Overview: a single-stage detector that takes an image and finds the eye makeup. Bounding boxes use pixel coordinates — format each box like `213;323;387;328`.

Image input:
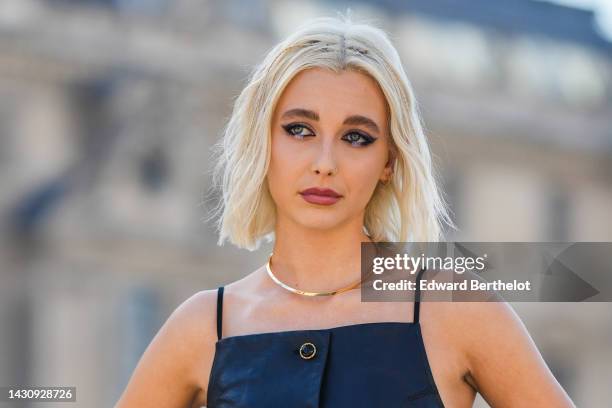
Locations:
281;123;377;147
342;130;377;146
282;123;314;139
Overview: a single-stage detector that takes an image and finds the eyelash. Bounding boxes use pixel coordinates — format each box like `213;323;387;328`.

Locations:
281;123;376;147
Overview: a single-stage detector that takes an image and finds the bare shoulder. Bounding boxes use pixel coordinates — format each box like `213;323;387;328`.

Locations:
114;289;220;408
418;268;534;355
418;268;537;366
418;269;575;407
174;288;220;336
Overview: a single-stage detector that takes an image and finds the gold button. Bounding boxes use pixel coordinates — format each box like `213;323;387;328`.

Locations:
299;342;317;360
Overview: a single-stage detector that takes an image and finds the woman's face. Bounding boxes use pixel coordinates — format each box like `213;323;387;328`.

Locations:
268;67;394;232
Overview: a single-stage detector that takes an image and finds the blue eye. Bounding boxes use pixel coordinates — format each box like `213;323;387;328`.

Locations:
282;124;314;139
343;131;376;147
281;123;377;147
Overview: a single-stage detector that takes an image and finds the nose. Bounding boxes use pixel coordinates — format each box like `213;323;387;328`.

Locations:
311;142;338;176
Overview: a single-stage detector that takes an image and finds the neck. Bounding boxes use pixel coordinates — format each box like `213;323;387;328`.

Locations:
269;216;372;294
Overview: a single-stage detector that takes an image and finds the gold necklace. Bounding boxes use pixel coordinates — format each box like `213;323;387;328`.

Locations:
265;252;369;296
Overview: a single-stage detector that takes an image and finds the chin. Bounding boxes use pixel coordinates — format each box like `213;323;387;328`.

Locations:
294;213;347;231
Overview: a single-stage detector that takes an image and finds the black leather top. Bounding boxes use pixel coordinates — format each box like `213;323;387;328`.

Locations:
206;267;445;407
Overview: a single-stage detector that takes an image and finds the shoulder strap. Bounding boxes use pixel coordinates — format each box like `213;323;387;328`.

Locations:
413;268;427;323
216;286;224;340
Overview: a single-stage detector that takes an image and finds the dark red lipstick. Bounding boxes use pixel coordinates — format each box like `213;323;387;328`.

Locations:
299;187;342;205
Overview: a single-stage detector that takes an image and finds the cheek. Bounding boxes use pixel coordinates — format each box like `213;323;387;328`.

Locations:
344;156;385;200
268;134;302;193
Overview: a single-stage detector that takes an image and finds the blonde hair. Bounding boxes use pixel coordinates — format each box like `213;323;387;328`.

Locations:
207;14;456;250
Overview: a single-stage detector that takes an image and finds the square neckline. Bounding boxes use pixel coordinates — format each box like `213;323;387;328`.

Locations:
206;268;441;408
206;307;443;408
215;320;420;344
206;320;441;408
214;267;428;343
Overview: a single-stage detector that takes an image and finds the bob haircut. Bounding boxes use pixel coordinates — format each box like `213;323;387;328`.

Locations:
208;14;456;251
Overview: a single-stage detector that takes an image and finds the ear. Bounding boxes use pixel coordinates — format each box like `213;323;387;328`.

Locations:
381;145;396;182
386;146;397;167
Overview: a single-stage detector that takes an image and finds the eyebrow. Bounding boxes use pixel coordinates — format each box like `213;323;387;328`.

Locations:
280;108;381;134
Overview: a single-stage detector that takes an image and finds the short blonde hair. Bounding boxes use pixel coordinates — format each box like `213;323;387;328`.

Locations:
207;15;456;250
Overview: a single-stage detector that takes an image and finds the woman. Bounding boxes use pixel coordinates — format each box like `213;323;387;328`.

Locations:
115;16;575;407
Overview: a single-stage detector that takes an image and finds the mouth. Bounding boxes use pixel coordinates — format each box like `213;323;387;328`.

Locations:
299;187;343;206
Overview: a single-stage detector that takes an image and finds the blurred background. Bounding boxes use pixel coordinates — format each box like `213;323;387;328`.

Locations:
0;0;611;407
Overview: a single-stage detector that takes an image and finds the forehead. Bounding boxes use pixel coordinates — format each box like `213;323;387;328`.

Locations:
274;67;388;125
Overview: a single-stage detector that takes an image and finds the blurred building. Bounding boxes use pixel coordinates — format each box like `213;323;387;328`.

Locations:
0;0;610;407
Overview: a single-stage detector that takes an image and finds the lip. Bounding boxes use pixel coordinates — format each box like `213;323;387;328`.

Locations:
299;187;343;206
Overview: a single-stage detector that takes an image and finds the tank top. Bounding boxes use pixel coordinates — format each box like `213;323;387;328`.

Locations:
206;267;445;407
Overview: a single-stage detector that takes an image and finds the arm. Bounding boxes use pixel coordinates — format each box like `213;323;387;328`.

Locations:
114;290;216;408
459;300;576;407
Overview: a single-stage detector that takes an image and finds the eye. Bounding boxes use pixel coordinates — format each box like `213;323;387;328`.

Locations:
282;123;314;139
342;131;376;147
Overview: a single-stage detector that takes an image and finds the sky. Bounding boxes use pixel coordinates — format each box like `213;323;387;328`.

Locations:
542;0;612;40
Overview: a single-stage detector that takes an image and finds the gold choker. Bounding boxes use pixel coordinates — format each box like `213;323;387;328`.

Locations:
265;252;366;296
